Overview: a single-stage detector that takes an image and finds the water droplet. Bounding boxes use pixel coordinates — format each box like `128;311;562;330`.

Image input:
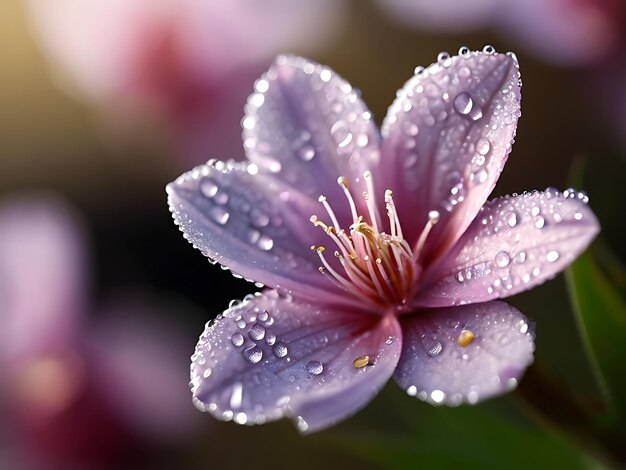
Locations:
407;385;417;396
231;333;244;347
574;211;583;220
483;44;496;54
494;251;510;268
453;92;473;115
320;68;332;82
250;209;269;227
305;360;324;375
423;339;443;357
265;331;276;345
213;191;229;205
246;229;261;244
331;121;353;148
477;138;491;155
298;144;315;161
531;206;540;216
272;341;288;358
249;323;266;341
506;212;518;227
257;235;274;251
431;389;446;403
437;51;452;67
352;355;370;369
471;169;488;184
458;46;471;57
514;251;527;264
243;345;263;364
454;92;482;121
200;178;218;198
457;329;475;347
414;66;424;75
402;121;419;136
534;216;545;229
546;251;559;262
235;318;247;329
297;416;309;432
209;206;229;225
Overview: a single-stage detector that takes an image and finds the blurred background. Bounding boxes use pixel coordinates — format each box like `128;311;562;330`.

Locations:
1;0;624;468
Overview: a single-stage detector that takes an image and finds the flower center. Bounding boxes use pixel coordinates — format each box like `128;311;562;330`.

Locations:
310;171;439;310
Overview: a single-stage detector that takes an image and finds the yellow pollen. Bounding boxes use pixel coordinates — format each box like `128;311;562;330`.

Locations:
352;355;370;369
316;246;325;253
457;329;475;347
310;245;316;251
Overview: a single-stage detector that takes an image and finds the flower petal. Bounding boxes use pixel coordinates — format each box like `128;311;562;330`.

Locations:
394;301;534;405
379;49;521;262
190;291;402;432
417;189;600;307
243;55;381;219
0;198;86;360
167;162;352;304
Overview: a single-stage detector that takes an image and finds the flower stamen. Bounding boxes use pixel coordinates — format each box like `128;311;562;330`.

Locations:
309;172;434;308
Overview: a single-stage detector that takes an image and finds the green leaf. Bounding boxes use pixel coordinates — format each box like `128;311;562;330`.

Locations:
565;247;626;425
325;387;599;469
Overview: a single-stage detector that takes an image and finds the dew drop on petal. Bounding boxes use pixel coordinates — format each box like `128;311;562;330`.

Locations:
494;251;510;268
305;360;324;375
257;235;274;251
298;145;316;161
477;138;491;156
431;389;446;403
250;209;270;227
437;51;452;67
209;206;229;225
453;92;473;115
231;333;244;347
506;212;518;227
200;178;218;198
272;341;288;358
331;121;353;148
243;345;263;364
514;251;527;264
248;323;266;341
458;46;471;57
246;229;261;244
265;331;276;346
423;338;443;357
546;251;559;262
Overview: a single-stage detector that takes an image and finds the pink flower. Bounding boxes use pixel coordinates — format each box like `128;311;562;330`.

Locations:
376;0;623;66
28;0;345;164
167;48;600;432
0;197;197;466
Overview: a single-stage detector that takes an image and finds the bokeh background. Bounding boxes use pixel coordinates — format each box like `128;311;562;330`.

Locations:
1;0;624;468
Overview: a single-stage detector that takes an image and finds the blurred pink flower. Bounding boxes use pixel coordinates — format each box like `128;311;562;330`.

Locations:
0;197;197;467
28;0;345;164
376;0;623;65
167;49;599;432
